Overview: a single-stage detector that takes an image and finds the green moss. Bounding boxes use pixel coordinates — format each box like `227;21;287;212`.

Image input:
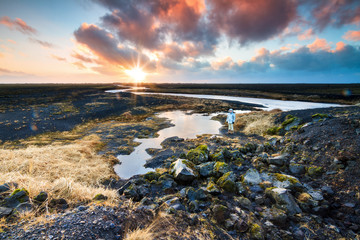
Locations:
144;171;160;181
312;113;329;119
214;161;228;172
11;188;29;196
93;193;108;201
250;223;264;240
182;159;196;170
216;172;236;193
281;117;296;127
266;126;282;135
186;145;209;164
206;181;218;191
307;166;324;177
274;173;299;184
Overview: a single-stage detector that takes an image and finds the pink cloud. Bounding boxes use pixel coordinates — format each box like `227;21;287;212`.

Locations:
211;56;235;70
7;39;16;44
51;54;66;62
0;16;37;35
307;38;331;52
298;28;314;41
343;30;360;41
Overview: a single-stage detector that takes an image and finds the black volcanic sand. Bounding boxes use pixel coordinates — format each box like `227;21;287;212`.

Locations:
0;85;260;142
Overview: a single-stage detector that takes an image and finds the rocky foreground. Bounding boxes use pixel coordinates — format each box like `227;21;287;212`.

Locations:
1;106;360;240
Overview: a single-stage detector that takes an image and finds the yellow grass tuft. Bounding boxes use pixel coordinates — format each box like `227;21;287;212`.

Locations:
234;109;281;135
0;134;118;204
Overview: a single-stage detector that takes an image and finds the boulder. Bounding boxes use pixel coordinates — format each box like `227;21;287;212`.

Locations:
0;207;12;218
266;187;301;215
2;188;29;208
212;204;230;224
250;223;265;240
213;161;230;177
289;163;306;175
49;198;68;210
216;172;237;193
268;154;288;166
307;190;324;201
243;169;262;185
206;181;221;194
186;145;209;164
34;191;48;203
93;194;108;201
262;206;287;226
0;182;17;194
172;159;197;182
198;161;215;177
15;202;32;214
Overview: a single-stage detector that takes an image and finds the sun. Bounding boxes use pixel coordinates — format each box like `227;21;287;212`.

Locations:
124;66;147;82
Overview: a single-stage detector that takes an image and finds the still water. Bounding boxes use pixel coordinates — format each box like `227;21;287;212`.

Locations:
114;111;222;179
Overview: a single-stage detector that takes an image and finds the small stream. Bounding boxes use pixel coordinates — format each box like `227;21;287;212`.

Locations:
108;88;345;179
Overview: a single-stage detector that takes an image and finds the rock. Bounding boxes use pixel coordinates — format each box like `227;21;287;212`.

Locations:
198;161;215;177
188;200;199;212
93;194;108;201
123;184;140;200
171;159;197;182
186;145;209;164
236;182;247;195
243;169;262;185
289;163;306;175
49;198;69;210
307;166;323;177
165;197;185;212
161;179;177;192
216;172;237;193
212;204;230;224
0;207;12;218
268;154;288;166
0;182;17;194
213;161;230;177
263;207;287;226
321;185;334;195
307;190;323;201
283;117;301;131
34;191;48;203
117;181;132;195
206;181;221;194
250;223;265;240
266;187;301;215
234;219;249;232
15;202;32;214
143;171;160;181
77;205;88;211
236;197;252;210
271;173;302;191
183;187;207;201
2;188;29;208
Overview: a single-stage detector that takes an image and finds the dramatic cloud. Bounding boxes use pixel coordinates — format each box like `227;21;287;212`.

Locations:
73;23;155;73
0;16;37;35
29;38;55;48
301;0;360;30
207;0;297;44
213;39;360;73
343;30;360;41
71;52;94;63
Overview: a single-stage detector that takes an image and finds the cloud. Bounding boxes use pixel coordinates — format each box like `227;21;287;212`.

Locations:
29;38;55;48
207;0;298;44
7;39;16;44
71;52;93;63
0;16;37;35
51;54;66;61
298;28;314;40
73;23;155;74
307;38;332;52
343;30;360;41
301;0;360;30
0;67;28;76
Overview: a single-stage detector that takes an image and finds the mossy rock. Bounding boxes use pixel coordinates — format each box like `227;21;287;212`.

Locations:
307;166;324;177
186;145;209;164
213;161;230;177
312;113;329;119
249;223;264;240
11;188;29;197
216;172;236;193
143;171;160;181
93;194;108;201
212;204;230;224
297;193;311;202
34;191;48;203
206;181;221;194
266;126;282;135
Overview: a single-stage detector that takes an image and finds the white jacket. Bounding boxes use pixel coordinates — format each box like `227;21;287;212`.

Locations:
226;112;235;123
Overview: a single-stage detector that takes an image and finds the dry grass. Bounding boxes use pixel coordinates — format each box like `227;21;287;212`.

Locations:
0;134;118;204
234;109;282;135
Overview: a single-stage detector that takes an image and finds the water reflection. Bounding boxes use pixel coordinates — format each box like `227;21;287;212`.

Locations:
114;111;222;179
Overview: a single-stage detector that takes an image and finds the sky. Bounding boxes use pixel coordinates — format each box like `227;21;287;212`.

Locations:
0;0;359;84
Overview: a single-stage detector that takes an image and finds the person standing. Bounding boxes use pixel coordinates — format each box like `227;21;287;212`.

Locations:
226;109;236;134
